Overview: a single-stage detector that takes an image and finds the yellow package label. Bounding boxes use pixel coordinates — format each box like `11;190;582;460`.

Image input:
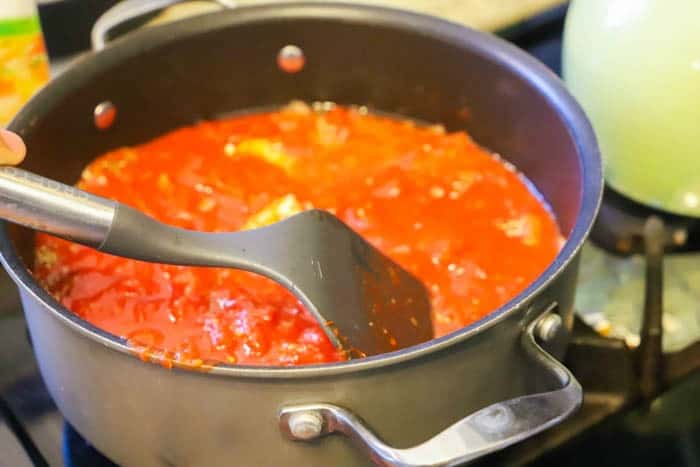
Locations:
0;16;50;126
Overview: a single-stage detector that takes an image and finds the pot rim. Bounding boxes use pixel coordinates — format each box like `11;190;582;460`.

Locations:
0;2;602;379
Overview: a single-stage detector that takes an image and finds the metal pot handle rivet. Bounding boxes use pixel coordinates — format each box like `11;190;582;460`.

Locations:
94;101;117;130
91;0;236;51
287;411;324;440
277;45;305;74
279;311;582;466
535;313;562;342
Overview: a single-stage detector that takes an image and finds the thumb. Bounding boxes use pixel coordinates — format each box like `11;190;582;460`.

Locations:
0;129;26;165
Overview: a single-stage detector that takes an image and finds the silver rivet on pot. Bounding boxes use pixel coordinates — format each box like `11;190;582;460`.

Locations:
94;101;116;130
536;313;563;342
288;411;324;440
277;45;305;73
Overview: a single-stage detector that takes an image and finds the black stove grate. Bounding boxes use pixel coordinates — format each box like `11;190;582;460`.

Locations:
0;395;50;467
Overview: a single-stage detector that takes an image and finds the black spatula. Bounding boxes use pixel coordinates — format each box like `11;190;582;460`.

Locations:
0;166;433;357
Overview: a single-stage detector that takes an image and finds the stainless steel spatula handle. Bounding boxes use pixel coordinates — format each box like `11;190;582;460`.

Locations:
0;166;117;247
0;167;291;298
0;166;283;270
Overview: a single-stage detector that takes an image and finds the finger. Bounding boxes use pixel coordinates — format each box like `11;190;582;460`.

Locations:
0;129;26;165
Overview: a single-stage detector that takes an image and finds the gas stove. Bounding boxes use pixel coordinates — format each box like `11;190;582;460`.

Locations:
4;4;700;467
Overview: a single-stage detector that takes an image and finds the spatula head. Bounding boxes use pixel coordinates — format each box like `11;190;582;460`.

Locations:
102;206;434;357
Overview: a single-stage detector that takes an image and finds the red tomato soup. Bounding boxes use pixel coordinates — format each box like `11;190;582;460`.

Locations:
33;103;563;367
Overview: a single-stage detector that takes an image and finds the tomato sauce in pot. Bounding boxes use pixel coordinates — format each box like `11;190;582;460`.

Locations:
33;103;563;367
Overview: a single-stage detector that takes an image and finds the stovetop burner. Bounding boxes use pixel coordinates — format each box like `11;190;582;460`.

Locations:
63;424;116;467
591;186;700;256
4;4;700;467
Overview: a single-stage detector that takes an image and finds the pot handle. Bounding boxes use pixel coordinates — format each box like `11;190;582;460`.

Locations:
279;311;582;467
91;0;237;51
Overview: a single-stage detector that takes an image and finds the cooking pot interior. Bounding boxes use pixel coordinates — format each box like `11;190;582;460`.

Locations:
8;7;583;281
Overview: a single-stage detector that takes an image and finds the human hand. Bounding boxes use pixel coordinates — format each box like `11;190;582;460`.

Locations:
0;129;26;165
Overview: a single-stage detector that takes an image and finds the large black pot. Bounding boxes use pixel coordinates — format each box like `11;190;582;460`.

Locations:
0;2;601;466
